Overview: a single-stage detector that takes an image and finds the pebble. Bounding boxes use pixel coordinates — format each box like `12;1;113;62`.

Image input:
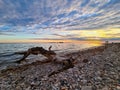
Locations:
61;86;69;90
117;85;120;90
81;86;92;90
83;59;89;63
0;43;120;90
101;86;109;90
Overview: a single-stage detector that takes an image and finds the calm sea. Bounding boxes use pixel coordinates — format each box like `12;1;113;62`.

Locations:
0;43;99;70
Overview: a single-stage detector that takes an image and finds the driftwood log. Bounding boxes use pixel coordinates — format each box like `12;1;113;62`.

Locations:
15;51;27;55
14;46;77;76
48;57;76;77
15;46;56;63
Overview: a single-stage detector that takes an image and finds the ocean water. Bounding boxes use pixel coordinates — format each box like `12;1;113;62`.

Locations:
0;43;99;70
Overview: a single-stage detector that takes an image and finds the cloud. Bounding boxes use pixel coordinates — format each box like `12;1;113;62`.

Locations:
0;0;120;42
52;34;66;37
0;32;15;36
0;0;119;27
101;38;120;41
30;38;63;40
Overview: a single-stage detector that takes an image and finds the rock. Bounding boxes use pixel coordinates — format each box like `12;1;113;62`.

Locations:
95;76;102;81
0;43;120;90
102;86;109;90
16;85;22;90
43;75;48;80
83;59;89;63
61;86;68;90
117;85;120;90
117;79;120;85
26;86;31;90
81;86;92;90
31;82;35;86
60;79;68;86
81;80;87;84
54;83;59;87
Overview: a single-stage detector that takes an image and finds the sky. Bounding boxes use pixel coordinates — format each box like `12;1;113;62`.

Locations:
0;0;120;43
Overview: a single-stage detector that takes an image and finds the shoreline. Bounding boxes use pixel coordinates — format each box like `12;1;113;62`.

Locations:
0;43;120;90
0;43;104;73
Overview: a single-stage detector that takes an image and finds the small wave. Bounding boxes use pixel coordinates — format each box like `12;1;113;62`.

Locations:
0;53;16;57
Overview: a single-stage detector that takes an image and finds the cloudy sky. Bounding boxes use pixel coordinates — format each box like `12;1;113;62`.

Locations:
0;0;120;43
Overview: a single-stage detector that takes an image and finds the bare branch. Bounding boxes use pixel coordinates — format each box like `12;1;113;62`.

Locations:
49;45;52;51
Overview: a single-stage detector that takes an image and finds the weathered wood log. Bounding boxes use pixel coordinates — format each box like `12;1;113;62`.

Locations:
48;64;74;77
48;57;76;77
14;51;27;55
15;46;56;63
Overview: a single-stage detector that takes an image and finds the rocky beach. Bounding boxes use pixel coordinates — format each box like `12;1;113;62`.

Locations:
0;43;120;90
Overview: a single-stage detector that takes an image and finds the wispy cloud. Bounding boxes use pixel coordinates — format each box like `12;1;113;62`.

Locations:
0;32;15;36
0;0;120;42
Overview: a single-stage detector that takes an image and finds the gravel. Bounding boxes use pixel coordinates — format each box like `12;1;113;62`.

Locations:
0;43;120;90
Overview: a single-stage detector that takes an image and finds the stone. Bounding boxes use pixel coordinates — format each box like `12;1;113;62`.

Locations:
61;86;68;90
0;43;120;90
26;86;31;90
95;76;102;81
83;59;89;63
60;79;68;86
81;86;92;90
117;85;120;90
81;80;87;84
101;86;109;90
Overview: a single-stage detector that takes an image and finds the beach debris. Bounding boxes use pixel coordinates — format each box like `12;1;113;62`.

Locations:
15;46;56;63
48;57;75;77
